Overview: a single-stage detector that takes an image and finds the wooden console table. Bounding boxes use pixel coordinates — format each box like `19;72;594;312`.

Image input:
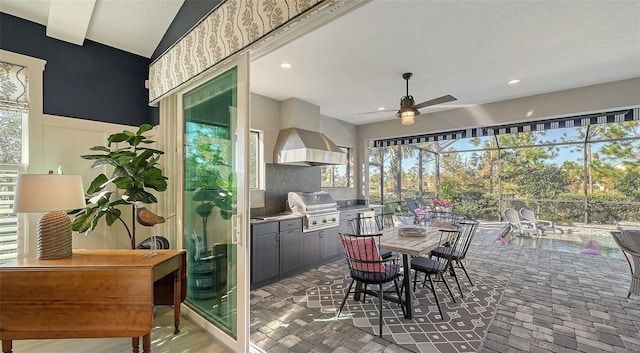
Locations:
0;249;186;353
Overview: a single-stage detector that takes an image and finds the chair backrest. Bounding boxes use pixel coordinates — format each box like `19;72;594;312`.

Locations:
338;232;386;274
456;219;480;259
405;197;419;212
415;196;428;208
350;216;380;235
375;212;395;230
432;229;462;266
504;208;522;229
430;211;464;229
520;207;536;223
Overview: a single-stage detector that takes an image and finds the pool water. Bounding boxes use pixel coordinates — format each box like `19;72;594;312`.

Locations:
505;227;625;259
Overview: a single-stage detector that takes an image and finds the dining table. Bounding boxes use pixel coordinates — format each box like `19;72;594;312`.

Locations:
378;225;443;319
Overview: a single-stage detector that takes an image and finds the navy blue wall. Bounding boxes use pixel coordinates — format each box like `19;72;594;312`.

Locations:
0;13;152;126
152;0;223;62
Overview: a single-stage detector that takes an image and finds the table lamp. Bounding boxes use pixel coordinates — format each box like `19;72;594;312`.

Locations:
13;174;86;260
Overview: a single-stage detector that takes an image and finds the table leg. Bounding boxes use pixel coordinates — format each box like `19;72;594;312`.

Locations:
173;268;181;334
2;340;12;353
142;332;151;353
402;254;412;319
132;337;139;353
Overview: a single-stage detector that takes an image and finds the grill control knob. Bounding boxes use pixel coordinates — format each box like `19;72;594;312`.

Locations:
332;218;337;222
312;221;317;225
323;219;327;223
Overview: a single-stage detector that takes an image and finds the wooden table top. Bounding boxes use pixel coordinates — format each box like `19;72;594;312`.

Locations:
0;249;186;269
379;226;443;257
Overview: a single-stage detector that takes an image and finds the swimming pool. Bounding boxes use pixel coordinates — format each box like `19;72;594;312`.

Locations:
505;226;626;258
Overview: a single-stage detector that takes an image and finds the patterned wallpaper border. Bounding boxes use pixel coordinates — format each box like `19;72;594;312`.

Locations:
148;0;330;104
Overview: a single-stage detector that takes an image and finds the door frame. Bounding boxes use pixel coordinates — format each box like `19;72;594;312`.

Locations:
175;53;250;352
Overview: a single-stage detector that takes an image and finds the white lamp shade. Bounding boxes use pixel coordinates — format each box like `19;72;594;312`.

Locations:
13;174;86;213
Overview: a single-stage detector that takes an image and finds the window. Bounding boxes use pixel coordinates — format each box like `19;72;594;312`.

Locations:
321;147;350;187
249;130;262;189
0;60;29;263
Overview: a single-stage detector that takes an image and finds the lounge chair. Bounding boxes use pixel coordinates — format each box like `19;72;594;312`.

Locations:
520;207;563;234
405;197;424;224
610;229;640;298
504;208;539;236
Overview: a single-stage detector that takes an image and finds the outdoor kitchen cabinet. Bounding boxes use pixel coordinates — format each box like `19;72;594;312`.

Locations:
251;221;280;284
302;227;339;266
251;218;304;286
279;219;302;274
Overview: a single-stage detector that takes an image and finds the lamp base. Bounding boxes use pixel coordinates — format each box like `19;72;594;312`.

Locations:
37;210;73;260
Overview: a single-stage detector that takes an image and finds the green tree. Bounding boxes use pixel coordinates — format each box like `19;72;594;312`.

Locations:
0;111;22;163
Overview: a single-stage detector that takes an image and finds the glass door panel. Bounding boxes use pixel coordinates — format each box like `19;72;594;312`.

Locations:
181;59;248;351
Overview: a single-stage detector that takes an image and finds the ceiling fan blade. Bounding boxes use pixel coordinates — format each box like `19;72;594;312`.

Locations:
358;108;396;115
413;94;457;110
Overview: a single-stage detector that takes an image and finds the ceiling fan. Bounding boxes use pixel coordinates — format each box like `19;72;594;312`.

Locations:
362;73;457;125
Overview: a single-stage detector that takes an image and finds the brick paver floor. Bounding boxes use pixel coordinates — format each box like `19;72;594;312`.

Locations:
250;223;640;353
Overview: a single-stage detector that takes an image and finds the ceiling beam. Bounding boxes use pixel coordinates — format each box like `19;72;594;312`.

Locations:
46;0;96;45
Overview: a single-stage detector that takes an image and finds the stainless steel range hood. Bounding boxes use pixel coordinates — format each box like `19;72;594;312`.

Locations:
274;127;347;166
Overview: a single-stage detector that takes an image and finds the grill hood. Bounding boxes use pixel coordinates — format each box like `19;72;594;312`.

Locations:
274;127;347;166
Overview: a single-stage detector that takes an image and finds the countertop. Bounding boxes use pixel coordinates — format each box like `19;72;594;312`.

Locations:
250;205;384;224
337;204;383;212
250;213;302;224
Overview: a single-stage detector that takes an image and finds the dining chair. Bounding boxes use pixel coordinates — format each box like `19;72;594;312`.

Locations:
409;228;461;320
429;211;464;229
430;219;480;295
375;212;395;231
336;231;406;337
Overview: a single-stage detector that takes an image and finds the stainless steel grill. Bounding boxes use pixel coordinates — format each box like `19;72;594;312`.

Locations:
287;191;340;232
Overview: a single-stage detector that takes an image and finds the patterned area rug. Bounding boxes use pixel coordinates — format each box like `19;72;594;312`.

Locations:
297;271;509;353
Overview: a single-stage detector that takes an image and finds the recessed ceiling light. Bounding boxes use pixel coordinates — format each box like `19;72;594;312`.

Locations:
377;107;385;111
507;79;521;85
280;62;292;69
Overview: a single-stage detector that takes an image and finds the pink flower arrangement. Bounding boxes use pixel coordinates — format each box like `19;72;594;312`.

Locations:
413;208;425;220
433;197;455;208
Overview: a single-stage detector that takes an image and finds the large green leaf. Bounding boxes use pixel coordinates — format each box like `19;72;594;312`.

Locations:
113;176;134;189
137;124;153;135
87;174;108;194
105;208;121;226
108;132;130;145
89;146;110;152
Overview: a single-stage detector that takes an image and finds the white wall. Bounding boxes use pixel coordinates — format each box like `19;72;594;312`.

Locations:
27;114;153;253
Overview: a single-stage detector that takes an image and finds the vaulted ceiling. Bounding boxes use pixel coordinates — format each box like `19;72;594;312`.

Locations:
2;0;639;125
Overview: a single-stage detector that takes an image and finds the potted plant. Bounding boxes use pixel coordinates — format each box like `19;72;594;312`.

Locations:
69;124;168;249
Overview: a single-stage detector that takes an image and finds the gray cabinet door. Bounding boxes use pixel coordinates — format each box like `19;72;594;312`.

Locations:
303;231;321;265
321;227;340;258
280;229;301;273
252;232;279;283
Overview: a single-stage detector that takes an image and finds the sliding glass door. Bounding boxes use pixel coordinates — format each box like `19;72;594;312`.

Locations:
180;55;249;352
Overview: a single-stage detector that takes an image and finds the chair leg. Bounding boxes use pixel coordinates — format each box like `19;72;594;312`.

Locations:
440;273;456;303
393;278;407;318
458;260;473;286
413;270;419;292
378;283;384;337
449;264;464;298
427;274;444;320
337;278;355;317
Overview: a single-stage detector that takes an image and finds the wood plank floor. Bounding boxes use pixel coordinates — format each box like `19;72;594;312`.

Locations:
11;306;232;353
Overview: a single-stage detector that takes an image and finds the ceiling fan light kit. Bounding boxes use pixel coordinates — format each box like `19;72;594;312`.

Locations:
396;72;456;125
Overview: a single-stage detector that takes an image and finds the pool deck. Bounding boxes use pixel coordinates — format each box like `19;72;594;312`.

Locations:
250;223;640;353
